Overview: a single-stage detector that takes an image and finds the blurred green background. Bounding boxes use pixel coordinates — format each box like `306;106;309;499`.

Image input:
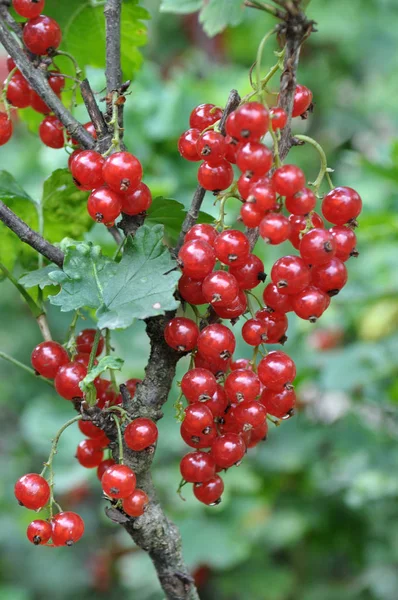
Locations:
1;1;398;599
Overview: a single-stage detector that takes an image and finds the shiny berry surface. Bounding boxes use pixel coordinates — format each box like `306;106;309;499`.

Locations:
247;178;277;211
27;519;52;545
288;213;324;250
230;254;264;290
214;229;250;267
292;84;313;117
124;418;158;451
198;159;234;191
164;317;199;351
300;228;336;265
178;274;207;305
225;369;261;403
196;130;226;164
190;104;223;131
185;223;218;246
285;187;316;215
211;433;246;469
262;283;293;313
51;512;84;547
87;186;122;225
178;129;201;161
183;403;214;435
102;152;143;194
121;182;152;216
202;271;239;306
236;142;273;177
292;286;329;321
242;318;268;346
31;341;69;379
178;239;216;280
15;473;50;510
0;112;13;146
272;165;306;197
23;16;62;55
271;255;311;295
197;324;236;361
330;226;358;261
97;458;115;481
76;329;104;356
70;151;104;190
259;213;291;245
180;451;216;483
76;439;104;469
270;106;287;130
180;422;217;449
233;102;269;140
260;387;296;419
54;362;87;400
311;258;348;294
258;351;296;391
181;368;217;403
193;475;224;505
13;0;45;19
6;73;31;108
39;116;64;149
322;186;362;225
234;400;266;428
101;464;136;499
122;489;149;517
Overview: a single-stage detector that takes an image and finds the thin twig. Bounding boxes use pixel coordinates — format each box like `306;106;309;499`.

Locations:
80;79;109;140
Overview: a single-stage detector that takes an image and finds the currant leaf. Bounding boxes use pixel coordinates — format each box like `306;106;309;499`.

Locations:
146;196;213;245
19;264;61;289
79;356;124;394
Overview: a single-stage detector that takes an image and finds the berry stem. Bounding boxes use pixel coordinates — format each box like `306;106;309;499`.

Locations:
0;351;54;387
88;328;102;372
1;65;17;119
52;50;82;111
105;328;118;392
0;261;44;320
112;414;124;464
294;134;334;193
255;28;277;102
65;311;80;357
103;91;122;155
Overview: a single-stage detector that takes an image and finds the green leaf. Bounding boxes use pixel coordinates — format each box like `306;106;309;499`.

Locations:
19;265;61;289
80;356;124;393
160;0;202;12
199;0;245;37
146;196;213;245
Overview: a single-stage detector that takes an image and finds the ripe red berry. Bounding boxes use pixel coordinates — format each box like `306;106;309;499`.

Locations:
76;329;104;356
329;226;358;261
39;116;64;149
247;178;277;211
240;202;264;228
231;358;252;371
271;255;311;295
270;106;288;130
30;89;56;114
97;458;115;481
247;421;269;447
78;419;106;440
0;112;13;145
183;403;214;435
259;213;291;245
87;186;122;225
242;318;268;346
13;0;45;19
180;421;217;449
237;172;261;200
259;387;296;419
197;323;236;361
84;121;97;138
193;475;224;505
198;159;234;192
299;228;336;265
211;433;246;469
212;290;247;319
292;84;313;117
233;102;269;140
121;182;152;215
322;186;362;225
178;274;206;304
189;104;223;131
76;439;104;468
255;309;288;343
202;271;239;306
181;368;217;403
262;283;293;313
23;16;62;55
178;129;201;161
54;362;87;400
229;254;265;290
15;473;50;510
180;451;216;482
203;384;228;417
225;369;261;403
27;519;52;545
51;512;84;547
285;187;317;215
70;151;104;190
164;317;199;351
178;239;216;280
6;55;16;72
124;418;158;451
185;223;218;246
292;286;329;321
122;489;149;517
257;351;296;391
272;165;306;196
6;72;31;108
48;71;65;94
224;135;238;163
196;130;226;164
234;400;266;428
288;212;324;249
103;152;143;194
214;229;250;267
102;464;136;499
194;350;232;375
311;258;348;294
31;340;69;379
236;142;273;177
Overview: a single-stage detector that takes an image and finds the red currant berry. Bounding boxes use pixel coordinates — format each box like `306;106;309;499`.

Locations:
285;187;316;215
97;458;115;481
51;512;84;547
236;142;273;177
178;239;216;280
48;71;65;94
15;473;50;510
185;223;217;246
30;89;56;114
329;226;358;261
181;421;216;449
203;384;228;417
270;106;287;130
259;387;296;419
189;104;223;131
180;451;216;482
13;0;45;19
225;369;261;403
198;159;234;192
27;519;52;545
311;258;348;295
102;464;136;499
196;130;226;165
240;202;264;228
121;182;152;215
122;489;149;517
234;400;266;428
54;362;87;400
70;150;104;191
23;16;62;55
271;255;311;295
78;420;106;440
225;111;240;140
39;116;64;149
247;421;268;447
124;418;158;451
178;129;201;161
255;309;288;343
76;439;104;468
6;72;31;108
181;368;217;403
259;213;291;245
229;254;265;290
6;55;16;72
178;274;206;304
213;290;247;320
84;121;97;138
292;286;329;321
234;102;269;140
103;152;143;194
224;136;238;163
193;475;224;505
237;173;261;200
322;186;362;225
76;329;104;356
202;271;239;306
211;433;246;469
87;186;122;226
288;212;324;249
194;350;232;375
164;317;199;352
257;351;296;391
272;165;306;197
231;358;252;371
31;341;69;379
247;178;277;211
262;283;293;313
292;84;313;117
0;112;13;145
299;228;336;265
183;403;214;435
214;229;250;267
197;323;236;361
242;318;268;346
68;149;82;171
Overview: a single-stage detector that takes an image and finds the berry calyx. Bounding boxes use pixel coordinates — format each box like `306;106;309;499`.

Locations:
299;228;336;265
122;489;149;517
124;418;158;451
197;324;236;361
271;255;311;295
193;475;224;505
31;341;69;378
225;369;261;403
234;400;266;429
180;422;217;449
101;464;136;499
51;512;85;547
183;403;214;435
196;130;226;165
15;473;50;510
27;519;52;545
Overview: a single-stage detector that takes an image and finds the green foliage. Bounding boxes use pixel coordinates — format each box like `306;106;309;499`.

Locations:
80;356;124;393
146;196;213;245
160;0;245;36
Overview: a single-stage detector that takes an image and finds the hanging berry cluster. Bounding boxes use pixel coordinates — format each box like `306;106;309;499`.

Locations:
172;84;361;505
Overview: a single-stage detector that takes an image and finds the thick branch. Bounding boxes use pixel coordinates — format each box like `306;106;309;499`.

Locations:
0;201;64;267
80;79;109;140
0;5;23;38
104;0;123;119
